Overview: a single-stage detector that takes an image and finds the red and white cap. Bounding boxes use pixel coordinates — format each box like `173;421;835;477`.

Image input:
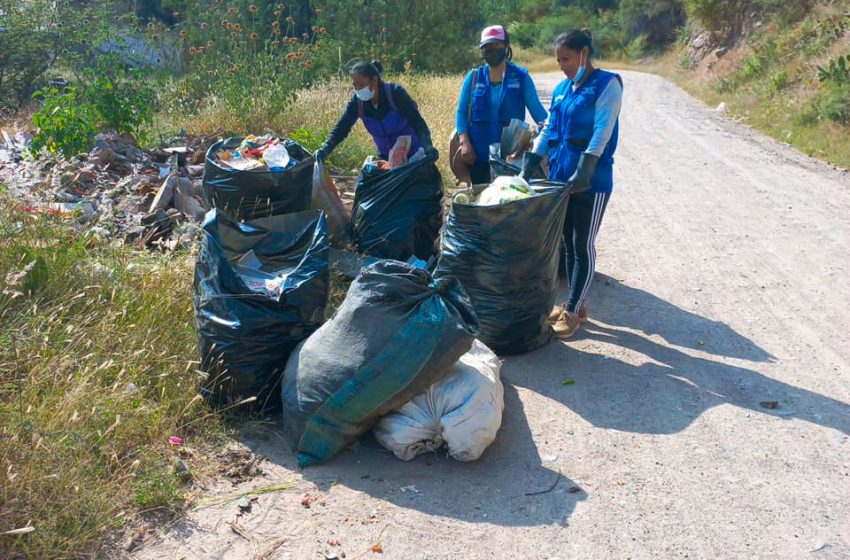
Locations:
479;25;507;48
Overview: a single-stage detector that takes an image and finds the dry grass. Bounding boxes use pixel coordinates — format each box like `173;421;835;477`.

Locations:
170;73;465;184
0;197;228;558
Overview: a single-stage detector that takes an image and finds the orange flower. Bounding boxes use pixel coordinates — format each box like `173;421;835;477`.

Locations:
274;28;281;35
250;32;258;40
207;40;215;47
188;47;197;55
224;22;232;30
221;19;228;27
382;27;387;33
235;23;242;32
272;21;280;27
173;11;180;17
286;37;297;45
314;7;322;13
249;5;258;14
227;7;237;15
274;10;281;16
231;31;238;38
302;60;313;68
272;40;281;47
200;22;208;30
196;46;205;53
318;27;326;33
286;16;294;23
180;30;187;38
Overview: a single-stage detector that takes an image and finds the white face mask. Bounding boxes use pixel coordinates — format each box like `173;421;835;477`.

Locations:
355;84;374;101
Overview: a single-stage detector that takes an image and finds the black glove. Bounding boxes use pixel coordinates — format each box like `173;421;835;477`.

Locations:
567;152;599;193
519;152;542;182
424;145;439;161
314;145;330;162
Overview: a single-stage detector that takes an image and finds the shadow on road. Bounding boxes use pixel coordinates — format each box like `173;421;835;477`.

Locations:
244;381;586;528
241;272;848;529
508;274;849;436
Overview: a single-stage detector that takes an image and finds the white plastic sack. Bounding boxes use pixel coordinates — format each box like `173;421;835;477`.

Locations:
373;340;504;462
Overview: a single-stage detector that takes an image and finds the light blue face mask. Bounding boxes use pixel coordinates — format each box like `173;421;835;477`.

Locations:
573;50;587;83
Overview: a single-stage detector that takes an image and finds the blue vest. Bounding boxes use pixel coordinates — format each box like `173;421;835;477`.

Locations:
359;82;421;159
468;62;529;164
547;69;621;193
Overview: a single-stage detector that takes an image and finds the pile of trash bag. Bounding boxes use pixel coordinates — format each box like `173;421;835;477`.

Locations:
194;209;329;410
350;153;443;262
373;340;504;462
203;136;314;220
280;260;479;467
436;181;570;355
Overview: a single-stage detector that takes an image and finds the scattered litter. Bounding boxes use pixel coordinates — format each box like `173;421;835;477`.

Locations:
759;401;779;409
0;526;35;536
562;379;576;386
542;454;558;462
125;382;139;393
525;473;564;496
1;130;217;249
399;485;420;494
169;435;183;446
236;496;252;510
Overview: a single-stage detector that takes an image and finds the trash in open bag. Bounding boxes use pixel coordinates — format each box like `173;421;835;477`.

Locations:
435;181;569;355
203;136;314;220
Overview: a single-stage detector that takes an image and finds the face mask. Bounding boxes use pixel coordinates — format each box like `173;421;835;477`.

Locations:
573;50;587;83
355;84;374;101
483;48;507;67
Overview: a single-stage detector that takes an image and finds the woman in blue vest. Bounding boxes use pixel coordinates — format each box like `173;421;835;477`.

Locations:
521;29;623;339
316;60;437;163
453;25;547;185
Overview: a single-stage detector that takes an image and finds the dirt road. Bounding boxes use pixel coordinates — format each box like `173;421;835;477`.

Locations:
131;71;850;560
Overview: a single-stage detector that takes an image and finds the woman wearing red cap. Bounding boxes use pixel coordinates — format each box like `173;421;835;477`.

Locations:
452;25;548;185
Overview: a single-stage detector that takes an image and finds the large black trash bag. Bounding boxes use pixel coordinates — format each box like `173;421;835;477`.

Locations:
350;155;443;261
202;137;314;220
280;260;478;467
435;181;570;355
194;208;329;410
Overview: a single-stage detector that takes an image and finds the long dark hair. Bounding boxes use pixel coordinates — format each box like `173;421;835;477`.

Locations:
350;60;383;80
554;28;594;56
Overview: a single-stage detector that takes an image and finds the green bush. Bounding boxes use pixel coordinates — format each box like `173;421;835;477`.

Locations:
30;88;98;157
30;62;156;157
814;82;850;125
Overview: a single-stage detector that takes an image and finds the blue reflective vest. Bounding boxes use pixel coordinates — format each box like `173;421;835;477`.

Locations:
468;62;529;164
547;69;621;193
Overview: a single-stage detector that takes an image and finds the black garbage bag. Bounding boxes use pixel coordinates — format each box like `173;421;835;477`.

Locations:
435;181;570;355
489;143;546;180
350;155;443;261
203;137;314;220
281;260;478;467
194;208;329;410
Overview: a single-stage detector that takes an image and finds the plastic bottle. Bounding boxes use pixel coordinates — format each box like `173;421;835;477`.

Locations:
263;144;291;172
